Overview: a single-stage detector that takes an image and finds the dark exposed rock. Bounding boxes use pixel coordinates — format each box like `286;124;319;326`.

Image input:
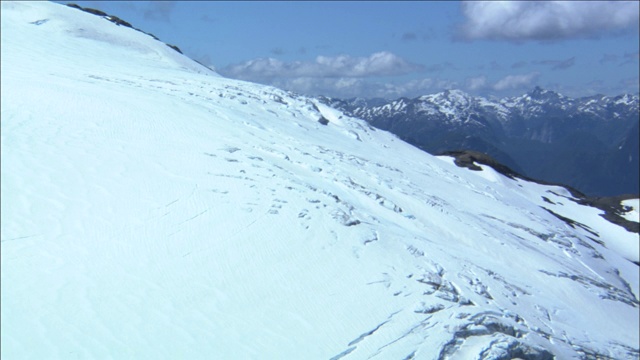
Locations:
541;207;600;237
576;195;640;234
139;30;160;40
105;15;132;28
75;6;107;16
165;43;183;54
66;3;184;55
440;150;521;179
444;150;639;237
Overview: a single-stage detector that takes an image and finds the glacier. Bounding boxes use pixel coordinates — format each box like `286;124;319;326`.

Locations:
1;2;638;359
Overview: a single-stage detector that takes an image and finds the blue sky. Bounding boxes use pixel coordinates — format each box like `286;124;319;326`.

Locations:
58;1;638;99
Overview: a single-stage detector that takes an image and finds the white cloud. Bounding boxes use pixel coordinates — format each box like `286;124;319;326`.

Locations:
389;78;460;98
219;52;423;80
267;77;378;98
459;1;639;41
493;72;540;91
465;76;488;91
258;76;460;99
230;69;632;99
220;66;543;98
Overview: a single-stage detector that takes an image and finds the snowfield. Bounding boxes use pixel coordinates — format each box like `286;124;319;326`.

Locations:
2;2;639;359
622;199;640;223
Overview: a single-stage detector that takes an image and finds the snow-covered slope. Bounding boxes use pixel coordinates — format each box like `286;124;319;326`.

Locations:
2;2;638;359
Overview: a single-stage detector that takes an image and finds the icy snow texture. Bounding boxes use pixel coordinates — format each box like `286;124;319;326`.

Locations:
2;2;639;359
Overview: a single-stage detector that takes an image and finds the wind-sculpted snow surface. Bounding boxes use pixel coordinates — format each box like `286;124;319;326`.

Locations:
2;2;639;359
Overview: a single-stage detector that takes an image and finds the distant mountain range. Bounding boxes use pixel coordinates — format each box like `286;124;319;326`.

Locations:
321;87;639;196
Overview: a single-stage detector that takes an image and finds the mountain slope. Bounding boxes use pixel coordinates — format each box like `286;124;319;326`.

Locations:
325;88;639;196
1;2;639;359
